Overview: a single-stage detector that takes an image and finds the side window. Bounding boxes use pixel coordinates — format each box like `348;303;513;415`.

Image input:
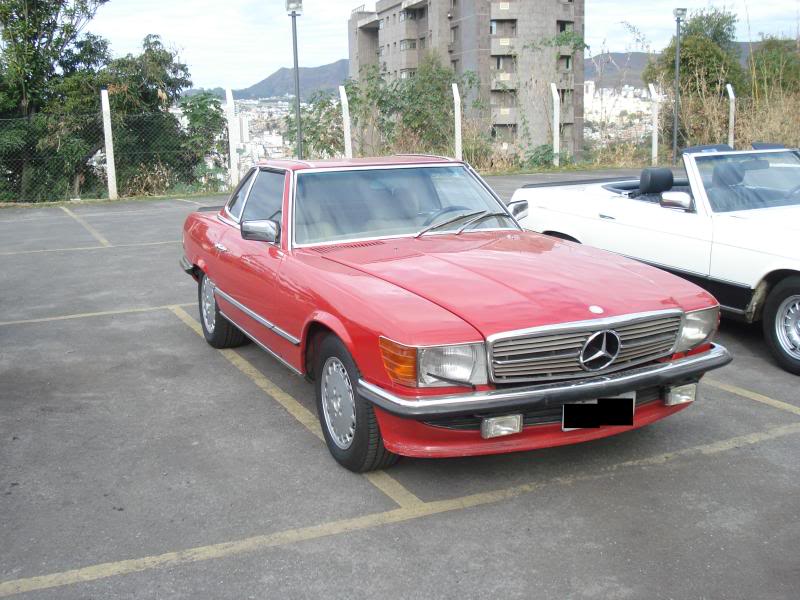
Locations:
227;170;255;221
242;170;285;222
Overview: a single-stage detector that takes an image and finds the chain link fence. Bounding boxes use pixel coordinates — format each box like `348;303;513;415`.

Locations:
0;104;230;203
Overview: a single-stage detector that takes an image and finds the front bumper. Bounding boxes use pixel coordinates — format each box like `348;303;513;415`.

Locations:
357;344;731;419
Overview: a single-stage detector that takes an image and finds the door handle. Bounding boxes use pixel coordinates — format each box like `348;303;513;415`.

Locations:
598;213;616;220
214;242;229;253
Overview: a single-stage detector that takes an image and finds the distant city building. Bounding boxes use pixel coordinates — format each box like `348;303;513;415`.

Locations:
348;0;584;155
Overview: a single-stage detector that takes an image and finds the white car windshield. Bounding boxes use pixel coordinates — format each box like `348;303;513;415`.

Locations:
293;165;516;245
696;150;800;213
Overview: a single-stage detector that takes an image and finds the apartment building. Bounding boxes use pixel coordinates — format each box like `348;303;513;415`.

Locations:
348;0;584;155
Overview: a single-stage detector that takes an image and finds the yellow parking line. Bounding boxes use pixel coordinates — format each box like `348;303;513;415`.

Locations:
705;379;800;418
0;304;194;327
0;240;179;257
60;206;111;247
2;420;798;598
169;305;424;509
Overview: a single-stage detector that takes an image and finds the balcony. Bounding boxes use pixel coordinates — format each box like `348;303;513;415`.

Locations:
490;2;519;20
491;106;518;125
402;0;427;9
559;0;575;18
490;37;517;56
357;13;379;30
490;71;518;90
557;72;574;89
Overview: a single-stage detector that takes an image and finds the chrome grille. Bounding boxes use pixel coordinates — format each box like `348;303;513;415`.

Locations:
489;311;683;383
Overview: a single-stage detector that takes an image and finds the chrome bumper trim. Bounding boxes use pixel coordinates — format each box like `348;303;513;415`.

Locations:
357;344;732;419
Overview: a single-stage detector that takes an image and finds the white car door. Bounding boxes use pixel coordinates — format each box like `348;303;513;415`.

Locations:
586;194;713;277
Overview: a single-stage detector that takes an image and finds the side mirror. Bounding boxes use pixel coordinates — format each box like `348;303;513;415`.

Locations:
507;199;529;220
241;219;280;243
660;192;692;211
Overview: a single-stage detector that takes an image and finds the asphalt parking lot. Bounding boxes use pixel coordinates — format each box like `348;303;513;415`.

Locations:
1;173;799;599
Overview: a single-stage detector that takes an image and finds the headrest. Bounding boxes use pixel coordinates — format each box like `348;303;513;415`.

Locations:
712;163;744;187
639;168;674;194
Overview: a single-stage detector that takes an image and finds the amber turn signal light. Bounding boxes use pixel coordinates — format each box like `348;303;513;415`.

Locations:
379;337;417;387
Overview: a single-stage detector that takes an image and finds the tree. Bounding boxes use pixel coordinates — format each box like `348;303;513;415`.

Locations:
643;8;746;95
749;37;800;96
0;0;109;200
284;92;343;159
180;91;228;190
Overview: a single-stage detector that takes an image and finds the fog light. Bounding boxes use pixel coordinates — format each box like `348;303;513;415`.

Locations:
665;383;698;406
480;414;523;439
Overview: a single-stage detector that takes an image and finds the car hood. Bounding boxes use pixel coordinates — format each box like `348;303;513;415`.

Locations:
312;231;713;338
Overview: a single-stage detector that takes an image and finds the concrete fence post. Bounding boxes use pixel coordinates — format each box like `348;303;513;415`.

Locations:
648;83;660;166
225;88;240;185
726;83;736;149
452;83;463;161
550;83;560;167
339;85;353;159
100;89;118;200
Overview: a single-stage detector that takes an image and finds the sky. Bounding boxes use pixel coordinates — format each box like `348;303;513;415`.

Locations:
86;0;798;89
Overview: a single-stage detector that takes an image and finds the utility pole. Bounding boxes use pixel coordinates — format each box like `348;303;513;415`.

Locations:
287;1;304;159
672;8;686;165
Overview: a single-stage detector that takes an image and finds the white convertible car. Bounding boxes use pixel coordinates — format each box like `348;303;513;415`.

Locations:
510;145;800;374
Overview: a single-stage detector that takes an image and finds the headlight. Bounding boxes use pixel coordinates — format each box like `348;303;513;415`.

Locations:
674;307;719;353
418;343;488;387
379;338;488;387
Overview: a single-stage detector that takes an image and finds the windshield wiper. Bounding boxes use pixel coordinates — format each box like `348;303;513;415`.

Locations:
456;211;514;234
414;209;485;238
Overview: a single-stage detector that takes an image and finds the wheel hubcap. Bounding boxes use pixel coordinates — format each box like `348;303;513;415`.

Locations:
201;277;216;333
321;357;356;450
775;295;800;360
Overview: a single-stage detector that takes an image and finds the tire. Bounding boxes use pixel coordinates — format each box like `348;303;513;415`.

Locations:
762;276;800;375
314;335;398;472
198;272;247;349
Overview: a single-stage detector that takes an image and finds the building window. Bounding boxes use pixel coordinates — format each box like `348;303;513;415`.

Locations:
418;7;426;18
400;39;417;51
400;69;416;79
560;55;572;71
558;21;574;33
419;36;426;49
379;19;384;30
494;56;505;70
399;10;405;22
451;59;459;72
489;20;497;35
450;26;458;43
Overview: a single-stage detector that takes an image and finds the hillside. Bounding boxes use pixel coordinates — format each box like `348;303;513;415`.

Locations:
584;42;760;89
235;59;348;100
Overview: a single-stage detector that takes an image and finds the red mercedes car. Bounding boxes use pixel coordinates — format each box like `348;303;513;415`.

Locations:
181;156;731;471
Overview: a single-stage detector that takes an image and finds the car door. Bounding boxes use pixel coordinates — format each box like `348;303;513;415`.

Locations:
586;193;713;277
215;168;291;351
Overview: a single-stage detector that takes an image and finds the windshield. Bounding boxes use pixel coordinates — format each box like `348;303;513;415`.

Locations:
293;165;515;245
695;150;800;212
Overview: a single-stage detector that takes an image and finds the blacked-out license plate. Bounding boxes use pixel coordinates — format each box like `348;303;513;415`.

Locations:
562;392;636;431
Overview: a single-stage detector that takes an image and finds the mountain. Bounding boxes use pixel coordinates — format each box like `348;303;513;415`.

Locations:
584;52;651;88
184;59;349;100
585;42;762;89
235;59;349;100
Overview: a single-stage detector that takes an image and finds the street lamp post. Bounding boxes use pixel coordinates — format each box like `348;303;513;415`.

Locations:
287;1;303;159
672;7;687;165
